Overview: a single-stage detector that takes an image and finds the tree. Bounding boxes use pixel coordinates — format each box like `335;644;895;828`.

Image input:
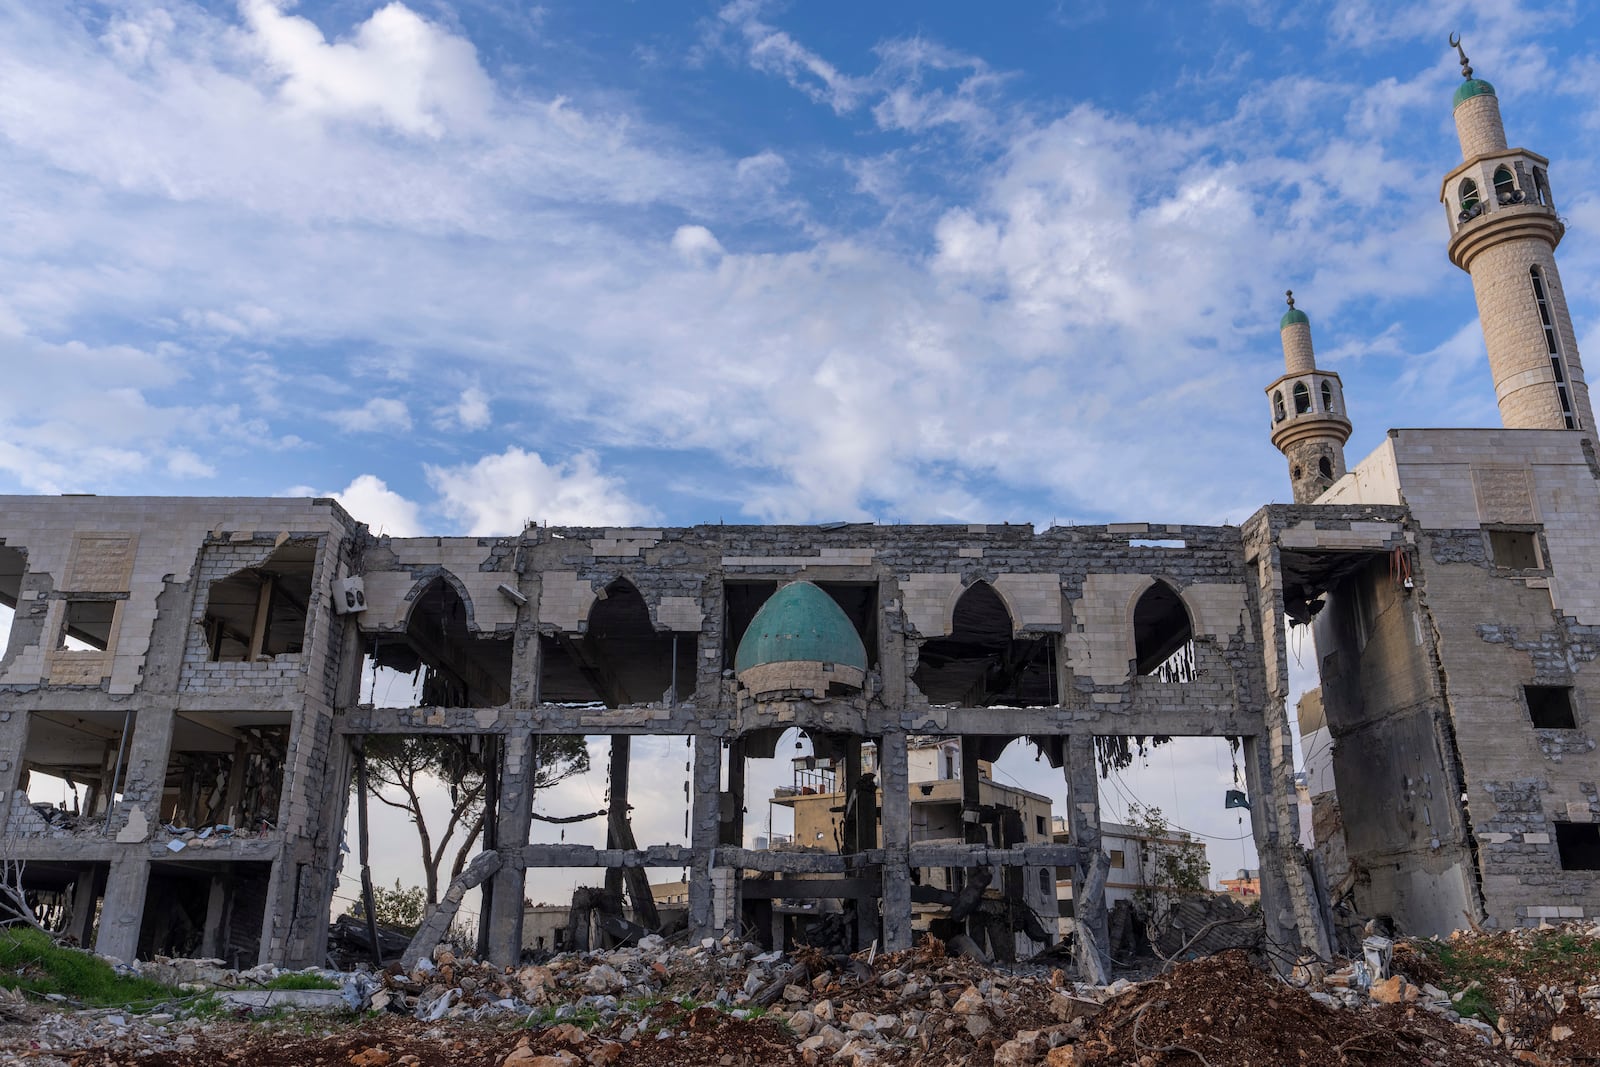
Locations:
360;734;589;905
1124;802;1209;927
345;879;426;933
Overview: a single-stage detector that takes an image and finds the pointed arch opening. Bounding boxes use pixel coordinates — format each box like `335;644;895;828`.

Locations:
368;573;511;707
1494;165;1519;204
1292;382;1311;414
1318;456;1334;480
912;581;1056;707
1533;166;1552;208
1132;580;1195;681
1273;390;1286;422
1320;380;1334;412
540;578;697;706
1459;177;1481;221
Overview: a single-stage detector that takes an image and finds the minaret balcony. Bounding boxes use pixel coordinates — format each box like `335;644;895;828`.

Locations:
1269;410;1352;453
1447;201;1564;269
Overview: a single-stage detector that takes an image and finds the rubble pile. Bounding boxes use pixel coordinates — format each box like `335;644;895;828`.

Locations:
9;925;1600;1066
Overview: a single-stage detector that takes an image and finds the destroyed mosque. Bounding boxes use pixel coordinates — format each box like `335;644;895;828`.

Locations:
1;44;1597;975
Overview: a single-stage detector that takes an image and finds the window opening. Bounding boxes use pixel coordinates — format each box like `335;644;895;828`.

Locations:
1494;165;1521;204
912;581;1056;706
201;541;316;661
1459;178;1481;220
1273;390;1285;422
368;575;510;706
1530;267;1578;429
540;578;696;706
1488;529;1540;570
1525;685;1577;729
1321;381;1334;412
1533;166;1552;208
1132;580;1195;681
1555;822;1600;870
1318;456;1334;480
60;601;115;651
1109;849;1125;869
0;545;22;665
1292;382;1311;414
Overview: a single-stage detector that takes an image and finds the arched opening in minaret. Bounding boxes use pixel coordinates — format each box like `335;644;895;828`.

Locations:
1293;382;1311;415
1530;266;1579;431
1494;165;1520;205
1273;391;1286;422
1533;167;1552;208
1132;580;1194;681
1320;381;1334;412
1459;178;1480;220
1318;456;1333;480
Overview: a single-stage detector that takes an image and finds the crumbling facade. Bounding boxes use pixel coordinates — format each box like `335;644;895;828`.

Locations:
0;507;1331;972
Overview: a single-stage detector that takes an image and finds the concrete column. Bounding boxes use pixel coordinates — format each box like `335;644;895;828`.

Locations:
487;731;534;966
878;732;913;952
0;709;29;831
509;565;540;707
96;853;150;962
115;703;177;836
199;875;230;960
687;734;723;939
1244;734;1331;960
1065;735;1110;982
65;869;100;946
960;738;983;844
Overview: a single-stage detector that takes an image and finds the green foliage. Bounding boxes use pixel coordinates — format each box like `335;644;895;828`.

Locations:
0;928;174;1007
261;972;340;991
1124;803;1210;922
344;880;426;933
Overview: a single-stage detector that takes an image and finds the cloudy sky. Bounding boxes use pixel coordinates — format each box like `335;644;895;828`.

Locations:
7;0;1600;912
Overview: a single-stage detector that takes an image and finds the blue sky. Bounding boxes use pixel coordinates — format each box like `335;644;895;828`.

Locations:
7;1;1600;532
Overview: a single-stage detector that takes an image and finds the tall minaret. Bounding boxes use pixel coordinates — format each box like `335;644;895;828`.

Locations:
1267;291;1353;504
1442;36;1594;432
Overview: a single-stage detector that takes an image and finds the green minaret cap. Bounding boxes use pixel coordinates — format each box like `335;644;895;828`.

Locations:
734;581;867;673
1453;78;1495;108
1280;290;1309;330
1449;35;1495;108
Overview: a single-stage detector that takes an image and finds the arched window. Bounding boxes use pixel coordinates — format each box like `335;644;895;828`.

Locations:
1293;382;1311;414
1459;177;1480;213
1494;165;1519;204
1318;456;1334;479
913;580;1055;706
1320;381;1334;412
1273;390;1285;422
1132;580;1194;681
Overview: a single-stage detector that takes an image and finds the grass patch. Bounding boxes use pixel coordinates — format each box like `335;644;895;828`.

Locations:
261;973;339;991
1406;928;1600;1022
0;928;175;1008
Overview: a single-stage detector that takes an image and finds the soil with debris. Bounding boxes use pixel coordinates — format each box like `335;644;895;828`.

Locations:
10;925;1600;1067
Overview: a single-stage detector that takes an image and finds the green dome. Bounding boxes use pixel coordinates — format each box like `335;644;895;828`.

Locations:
734;582;867;673
1453;78;1495;108
1280;307;1309;330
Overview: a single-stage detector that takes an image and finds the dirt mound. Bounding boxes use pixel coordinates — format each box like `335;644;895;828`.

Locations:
1077;951;1517;1067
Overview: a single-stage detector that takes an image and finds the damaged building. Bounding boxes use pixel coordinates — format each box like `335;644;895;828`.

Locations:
0;41;1597;972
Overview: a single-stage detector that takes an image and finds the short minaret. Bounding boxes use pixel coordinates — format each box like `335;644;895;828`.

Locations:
1267;292;1353;504
1440;36;1594;432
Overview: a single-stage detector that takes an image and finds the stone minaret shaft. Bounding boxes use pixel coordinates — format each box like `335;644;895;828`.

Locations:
1441;38;1594;432
1267;293;1353;504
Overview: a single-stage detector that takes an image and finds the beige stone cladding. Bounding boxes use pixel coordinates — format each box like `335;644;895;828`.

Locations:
1455;93;1509;159
1281;320;1316;375
1467;237;1593;430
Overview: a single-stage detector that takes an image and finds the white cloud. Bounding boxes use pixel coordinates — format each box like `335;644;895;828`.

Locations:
454;387;492;431
241;0;494;138
330;397;412;433
671;224;724;264
165;448;216;479
426;448;655;534
330;474;423;536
